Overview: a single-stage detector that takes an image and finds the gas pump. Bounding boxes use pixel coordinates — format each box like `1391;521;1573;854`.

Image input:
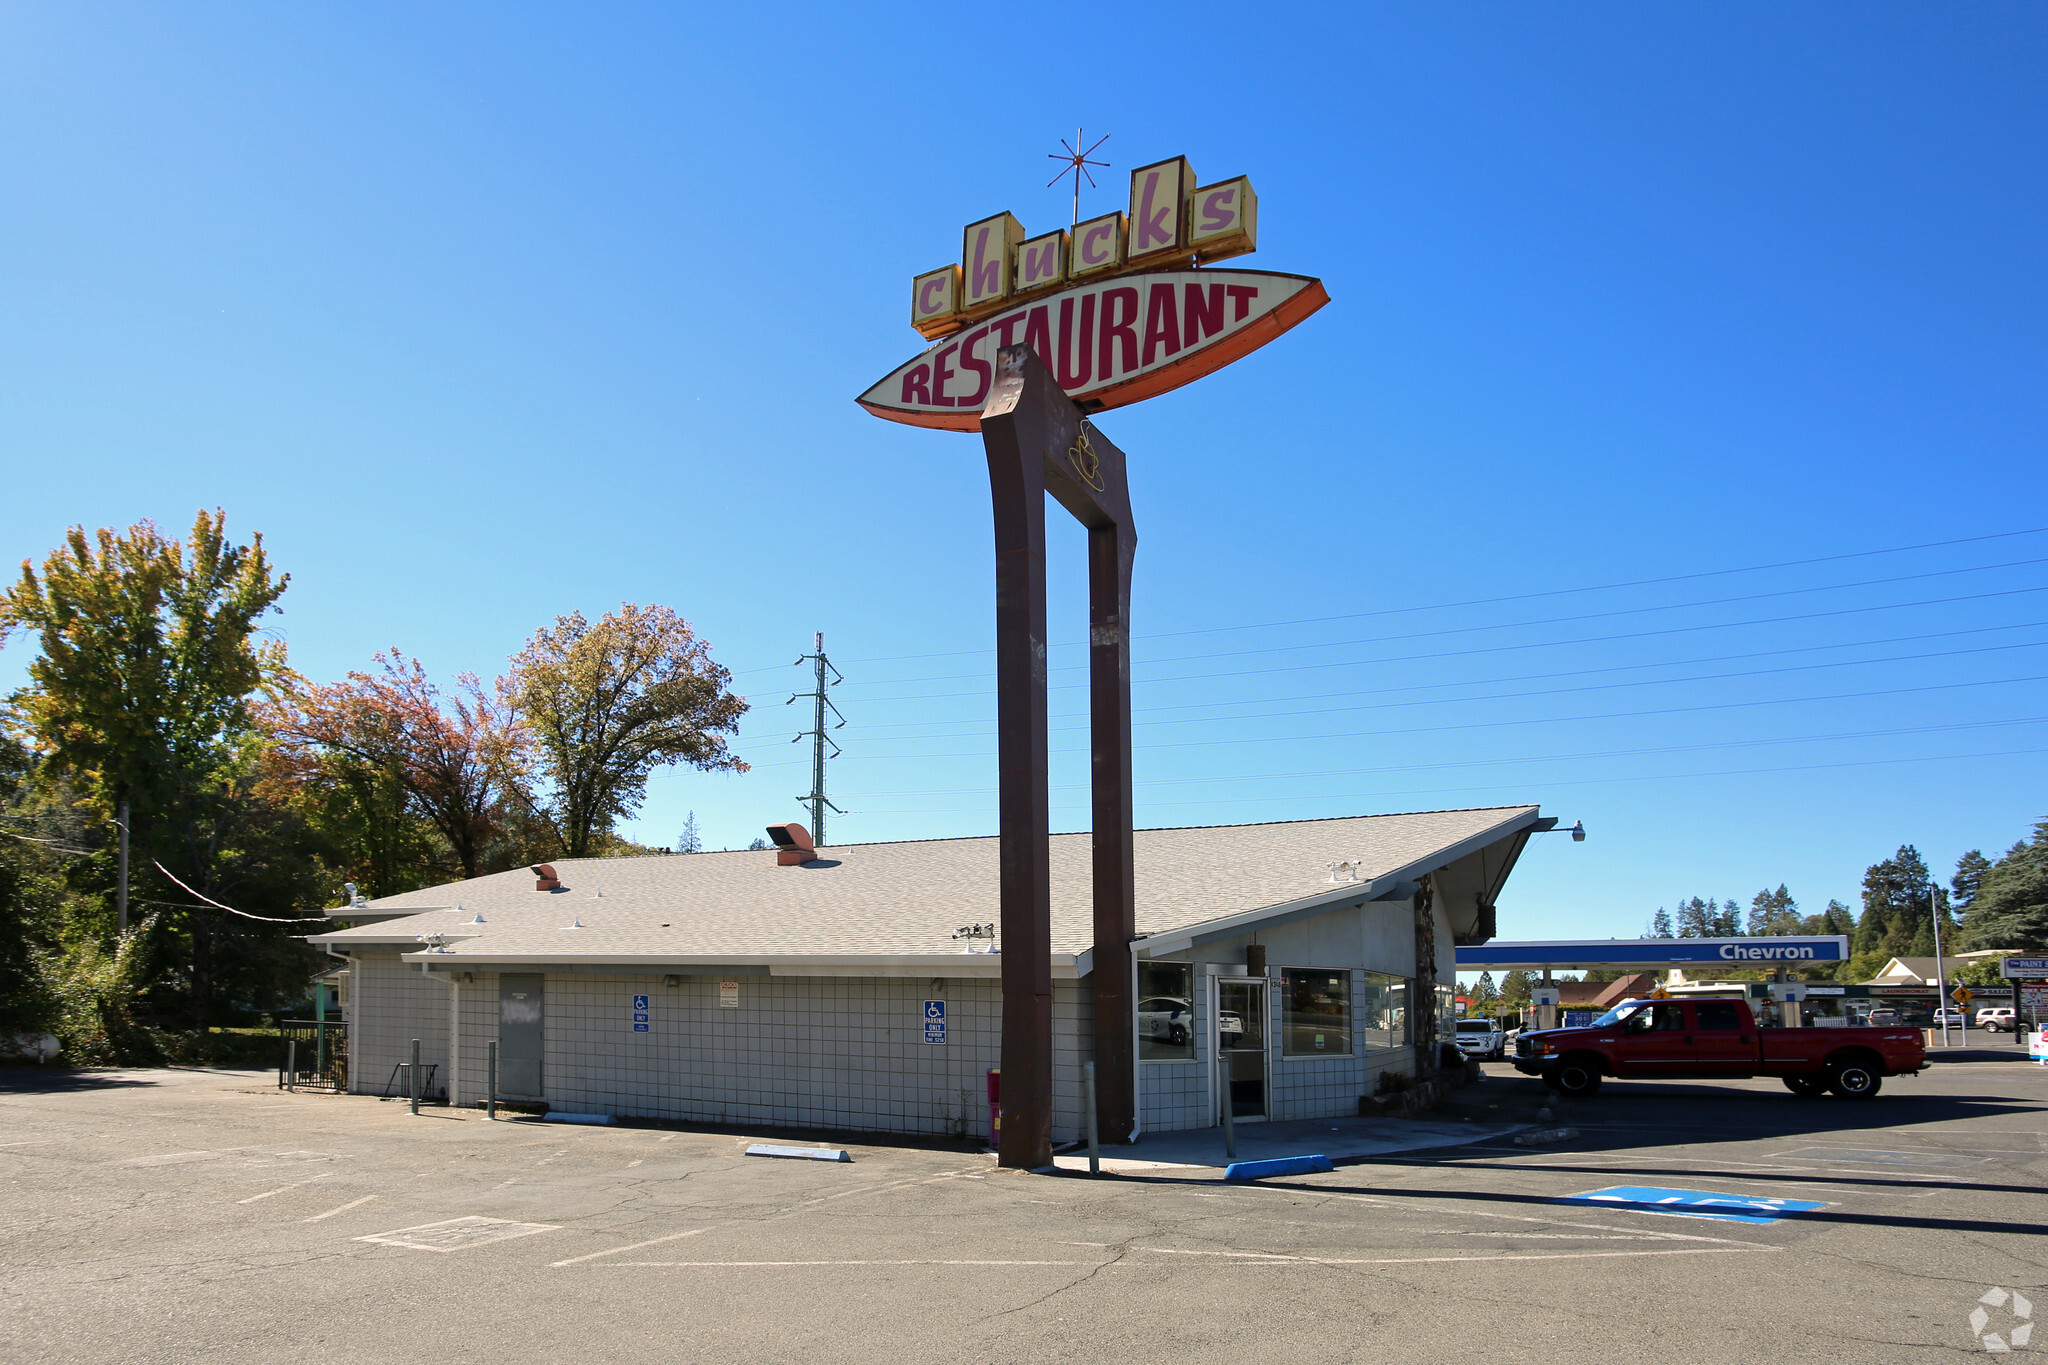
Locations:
1531;986;1561;1034
1770;981;1807;1029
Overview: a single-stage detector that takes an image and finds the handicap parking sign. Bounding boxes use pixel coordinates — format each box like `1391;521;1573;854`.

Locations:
923;1000;946;1044
633;995;649;1010
925;1000;946;1021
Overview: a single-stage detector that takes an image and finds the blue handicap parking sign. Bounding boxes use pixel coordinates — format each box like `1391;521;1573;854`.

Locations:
633;1022;649;1032
633;995;649;1010
1560;1186;1829;1225
925;1000;946;1020
633;1012;649;1023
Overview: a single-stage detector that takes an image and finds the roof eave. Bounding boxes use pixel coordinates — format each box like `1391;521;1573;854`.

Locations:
1136;806;1545;956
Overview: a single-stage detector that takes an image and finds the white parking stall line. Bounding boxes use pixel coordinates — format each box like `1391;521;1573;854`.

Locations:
303;1194;378;1223
1133;1246;1777;1266
614;1259;1099;1268
237;1173;333;1203
551;1227;710;1267
1264;1187;1757;1245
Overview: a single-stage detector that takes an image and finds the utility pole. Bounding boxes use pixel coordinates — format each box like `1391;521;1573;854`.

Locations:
116;799;129;936
1931;884;1952;1048
788;632;844;846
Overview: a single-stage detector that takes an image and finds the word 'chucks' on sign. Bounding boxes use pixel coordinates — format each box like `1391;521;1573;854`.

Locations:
865;148;1320;433
909;156;1260;340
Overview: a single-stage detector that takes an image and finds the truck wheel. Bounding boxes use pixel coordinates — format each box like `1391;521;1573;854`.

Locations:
1783;1076;1827;1098
1827;1061;1882;1099
1552;1056;1602;1097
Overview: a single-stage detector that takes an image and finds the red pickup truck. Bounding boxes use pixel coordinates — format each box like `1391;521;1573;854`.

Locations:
1512;997;1925;1099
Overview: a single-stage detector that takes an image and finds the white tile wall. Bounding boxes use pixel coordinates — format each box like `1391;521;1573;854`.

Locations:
441;972;1101;1144
348;953;451;1099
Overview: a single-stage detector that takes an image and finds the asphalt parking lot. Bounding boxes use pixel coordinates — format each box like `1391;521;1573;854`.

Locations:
2;1054;2043;1363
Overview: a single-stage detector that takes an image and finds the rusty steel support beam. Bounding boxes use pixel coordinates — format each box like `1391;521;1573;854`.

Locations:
980;344;1138;1167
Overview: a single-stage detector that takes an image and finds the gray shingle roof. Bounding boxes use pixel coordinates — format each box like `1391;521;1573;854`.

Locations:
311;805;1540;967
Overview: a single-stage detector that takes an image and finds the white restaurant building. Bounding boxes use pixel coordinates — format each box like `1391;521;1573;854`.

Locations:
311;804;1551;1143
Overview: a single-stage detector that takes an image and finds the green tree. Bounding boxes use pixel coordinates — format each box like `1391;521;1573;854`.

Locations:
1952;849;1993;916
1961;821;2048;950
502;604;748;858
1499;969;1533;1006
1748;885;1800;935
0;512;321;1031
1856;846;1952;960
1647;907;1675;937
1471;971;1500;1012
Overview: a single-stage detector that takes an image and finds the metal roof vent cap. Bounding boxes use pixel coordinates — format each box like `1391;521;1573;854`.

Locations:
766;823;815;867
565;916;582;930
531;864;563;892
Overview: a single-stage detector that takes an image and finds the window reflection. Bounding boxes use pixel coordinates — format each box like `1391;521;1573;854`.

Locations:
1281;969;1351;1056
1138;962;1196;1061
1360;971;1408;1050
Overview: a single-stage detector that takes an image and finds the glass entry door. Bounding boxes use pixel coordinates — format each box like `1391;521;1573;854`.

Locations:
1216;979;1268;1121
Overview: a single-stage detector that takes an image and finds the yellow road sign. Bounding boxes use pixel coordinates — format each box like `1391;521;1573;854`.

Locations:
1952;986;1974;1003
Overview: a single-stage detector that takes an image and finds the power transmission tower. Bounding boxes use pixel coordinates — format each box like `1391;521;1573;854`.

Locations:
787;632;844;845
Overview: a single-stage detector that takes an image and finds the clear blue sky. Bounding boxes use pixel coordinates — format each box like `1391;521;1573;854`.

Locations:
4;4;2044;940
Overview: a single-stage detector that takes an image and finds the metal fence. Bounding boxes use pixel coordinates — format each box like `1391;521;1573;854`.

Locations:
277;1020;349;1093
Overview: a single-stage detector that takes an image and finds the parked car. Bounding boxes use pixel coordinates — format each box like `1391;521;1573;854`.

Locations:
1930;1007;1966;1029
1454;1018;1506;1061
1513;997;1925;1099
1137;997;1196;1045
1865;1008;1902;1027
1974;1007;2017;1032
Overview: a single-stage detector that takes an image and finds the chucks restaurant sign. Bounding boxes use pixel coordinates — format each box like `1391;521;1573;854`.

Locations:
857;155;1327;431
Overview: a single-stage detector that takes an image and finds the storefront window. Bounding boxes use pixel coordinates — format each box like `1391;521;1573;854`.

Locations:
1436;985;1457;1044
1359;971;1408;1049
1137;962;1197;1061
1281;969;1352;1057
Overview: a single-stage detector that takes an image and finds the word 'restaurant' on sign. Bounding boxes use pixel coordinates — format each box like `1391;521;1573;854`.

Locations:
860;270;1323;432
859;153;1326;432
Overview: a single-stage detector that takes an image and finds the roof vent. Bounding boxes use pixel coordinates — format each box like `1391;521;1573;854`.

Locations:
465;911;486;924
565;916;582;929
766;823;815;867
531;864;563;892
1327;860;1365;885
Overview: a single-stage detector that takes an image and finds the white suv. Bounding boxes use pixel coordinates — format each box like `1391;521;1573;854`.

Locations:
1453;1018;1505;1061
1975;1007;2018;1033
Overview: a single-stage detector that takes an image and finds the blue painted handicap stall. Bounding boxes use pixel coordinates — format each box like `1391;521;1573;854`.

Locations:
1561;1185;1829;1225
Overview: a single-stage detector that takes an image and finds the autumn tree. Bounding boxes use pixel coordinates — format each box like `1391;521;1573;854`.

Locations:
0;512;321;1030
267;651;518;885
501;604;748;858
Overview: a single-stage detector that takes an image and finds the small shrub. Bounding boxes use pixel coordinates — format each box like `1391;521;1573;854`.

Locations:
1377;1070;1413;1095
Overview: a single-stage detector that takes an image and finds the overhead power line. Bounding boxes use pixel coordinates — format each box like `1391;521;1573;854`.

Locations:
836;556;2048;689
726;524;2048;674
836;715;2048;798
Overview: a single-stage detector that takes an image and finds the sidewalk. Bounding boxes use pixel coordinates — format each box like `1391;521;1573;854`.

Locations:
1051;1112;1523;1174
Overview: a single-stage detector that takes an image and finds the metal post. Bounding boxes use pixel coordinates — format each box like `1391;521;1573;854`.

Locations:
1083;1061;1099;1175
285;1038;296;1093
487;1040;498;1121
1221;1074;1237;1160
1931;888;1951;1048
115;799;129;936
409;1037;420;1116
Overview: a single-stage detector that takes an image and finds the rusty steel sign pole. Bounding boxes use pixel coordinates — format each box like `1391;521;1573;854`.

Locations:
980;344;1137;1169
